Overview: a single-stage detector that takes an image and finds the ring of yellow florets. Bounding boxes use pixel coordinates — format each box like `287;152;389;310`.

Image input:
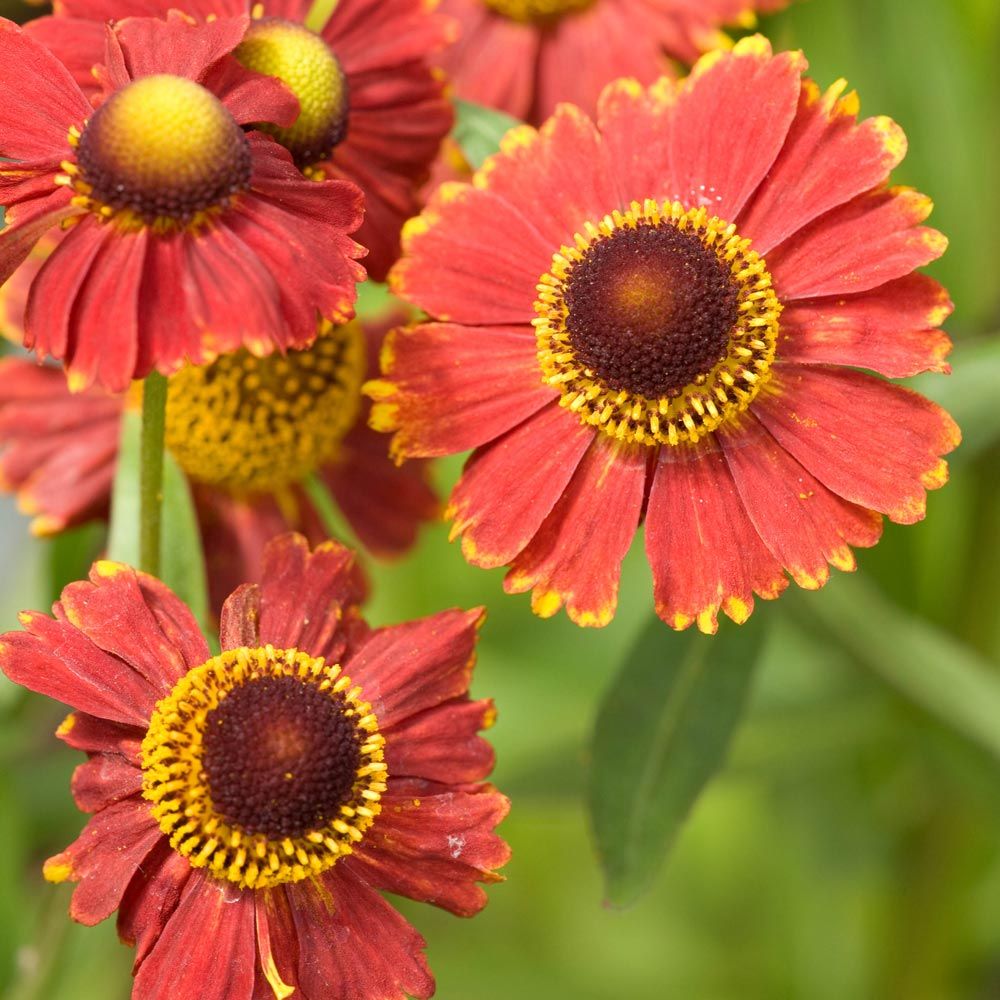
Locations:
235;18;349;170
484;0;593;22
164;319;366;496
534;199;781;447
141;645;386;890
58;75;252;234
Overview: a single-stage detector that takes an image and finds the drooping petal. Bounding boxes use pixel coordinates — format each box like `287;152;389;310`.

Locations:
503;435;648;627
55;711;144;762
754;364;960;525
721;414;883;589
777;274;953;377
367;321;552;459
447;403;594;569
345;607;484;730
132;871;257;1000
349;779;510;917
43;795;163;926
70;754;143;813
738;77;907;254
645;438;787;633
288;864;434;1000
253;888;299;1000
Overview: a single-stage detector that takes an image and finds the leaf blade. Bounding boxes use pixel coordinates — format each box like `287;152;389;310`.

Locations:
452;98;520;170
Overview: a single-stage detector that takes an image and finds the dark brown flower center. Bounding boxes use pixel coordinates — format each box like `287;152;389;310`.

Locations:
75;74;252;225
235;18;349;169
562;222;741;399
202;674;362;839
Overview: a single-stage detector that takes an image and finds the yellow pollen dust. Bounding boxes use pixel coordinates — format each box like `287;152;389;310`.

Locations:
141;645;387;890
63;75;251;232
534;199;782;448
235;18;349;167
484;0;593;22
164;320;366;496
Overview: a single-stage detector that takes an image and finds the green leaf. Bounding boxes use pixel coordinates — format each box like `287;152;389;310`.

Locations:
108;411;210;630
912;335;1000;464
452;99;520;170
789;574;1000;763
589;618;764;906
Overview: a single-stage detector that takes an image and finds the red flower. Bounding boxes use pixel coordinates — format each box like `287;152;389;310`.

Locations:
370;38;960;633
436;0;792;124
0;300;438;613
31;0;454;281
0;14;365;392
0;533;508;1000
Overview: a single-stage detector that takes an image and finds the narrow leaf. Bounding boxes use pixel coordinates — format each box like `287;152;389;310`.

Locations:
452;99;520;170
108;411;210;630
790;574;1000;762
589;618;764;906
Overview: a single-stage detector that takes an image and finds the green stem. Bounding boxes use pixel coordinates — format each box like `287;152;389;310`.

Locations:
139;371;168;577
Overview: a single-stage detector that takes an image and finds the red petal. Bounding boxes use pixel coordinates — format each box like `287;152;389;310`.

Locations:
0;188;75;291
117;839;193;970
668;37;804;220
24;16;105;100
45;795;162;926
447;403;593;569
754;364;960;525
253;887;299;1000
205;56;300;128
219;584;262;651
349;781;510;917
645;439;787;633
386;697;496;784
57;561;206;700
56;711;144;763
767;187;947;300
255;533;367;660
132;871;256;1000
71;754;142;813
739;78;907;253
368;321;552;459
346;607;484;729
721;414;882;589
776;274;953;377
504;435;647;627
0;19;91;160
287;864;434;1000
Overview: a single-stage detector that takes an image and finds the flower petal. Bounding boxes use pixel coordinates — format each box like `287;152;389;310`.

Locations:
71;754;143;813
447;403;594;569
668;36;804;219
56;711;144;763
349;779;510;917
754;364;960;524
645;439;787;634
721;414;883;589
503;435;647;627
367;321;552;459
44;795;162;926
346;607;484;730
739;77;907;253
777;274;953;377
288;865;434;1000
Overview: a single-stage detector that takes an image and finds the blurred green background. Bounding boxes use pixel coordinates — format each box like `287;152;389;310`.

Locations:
2;0;1000;997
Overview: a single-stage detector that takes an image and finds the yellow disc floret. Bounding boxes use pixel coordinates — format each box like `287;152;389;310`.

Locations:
66;75;251;231
235;18;349;168
141;645;387;890
164;320;366;496
484;0;593;22
534;199;781;447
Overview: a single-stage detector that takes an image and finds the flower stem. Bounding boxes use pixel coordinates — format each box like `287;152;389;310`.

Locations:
139;371;168;577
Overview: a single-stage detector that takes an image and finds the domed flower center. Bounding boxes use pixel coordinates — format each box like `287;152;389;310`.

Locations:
73;75;251;228
164;320;366;496
142;646;386;889
484;0;593;22
235;18;349;168
535;199;781;446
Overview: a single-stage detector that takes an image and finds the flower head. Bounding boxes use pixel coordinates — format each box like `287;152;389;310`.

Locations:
370;38;960;633
0;534;508;999
0;14;365;391
0;307;438;613
436;0;792;123
32;0;454;280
